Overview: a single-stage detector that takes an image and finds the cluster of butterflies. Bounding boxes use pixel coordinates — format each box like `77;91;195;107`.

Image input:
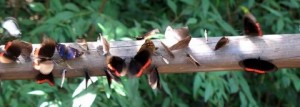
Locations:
0;10;278;90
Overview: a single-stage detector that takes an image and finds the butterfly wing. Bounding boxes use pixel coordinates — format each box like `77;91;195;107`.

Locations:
214;36;229;50
36;37;56;59
239;58;278;73
136;29;160;40
128;50;152;77
243;13;263;36
36;72;55;86
169;36;191;50
147;67;160;89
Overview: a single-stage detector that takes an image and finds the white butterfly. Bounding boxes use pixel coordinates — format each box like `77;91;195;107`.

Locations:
2;17;21;37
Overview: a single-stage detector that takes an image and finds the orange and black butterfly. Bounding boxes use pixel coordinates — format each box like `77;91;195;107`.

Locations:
239;58;278;74
0;40;22;63
33;37;56;86
243;12;263;36
128;39;156;77
128;39;160;89
104;56;126;87
214;36;229;51
100;36;126;87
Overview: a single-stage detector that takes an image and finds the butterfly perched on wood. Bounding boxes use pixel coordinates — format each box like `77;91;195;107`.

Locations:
104;56;126;87
239;58;278;74
128;39;156;77
33;37;56;86
214;36;229;51
100;36;126;87
243;12;263;36
2;17;21;37
136;29;160;40
164;26;192;50
0;40;22;63
56;44;84;60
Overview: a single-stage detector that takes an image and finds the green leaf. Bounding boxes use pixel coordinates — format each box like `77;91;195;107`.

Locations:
261;4;282;17
167;0;177;14
202;0;210;18
64;3;80;12
161;79;172;97
162;97;171;107
204;82;213;102
179;0;194;5
186;18;197;25
29;3;46;12
276;19;284;33
50;0;63;12
193;73;202;99
228;78;239;93
239;92;247;107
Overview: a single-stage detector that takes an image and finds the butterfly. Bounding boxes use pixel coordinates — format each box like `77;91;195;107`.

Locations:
56;44;84;60
129;39;161;89
33;37;56;86
0;40;22;63
214;36;229;51
243;12;263;36
136;29;160;40
104;56;126;87
128;39;156;77
101;36;126;87
239;58;278;74
164;26;191;51
2;17;21;37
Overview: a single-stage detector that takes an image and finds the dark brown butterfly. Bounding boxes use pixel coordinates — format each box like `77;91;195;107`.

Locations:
214;36;229;51
164;26;191;50
0;40;22;63
239;58;278;74
243;13;263;36
128;39;156;77
136;29;160;40
33;37;56;86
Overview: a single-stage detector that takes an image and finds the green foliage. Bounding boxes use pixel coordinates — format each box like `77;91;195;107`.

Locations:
0;0;300;106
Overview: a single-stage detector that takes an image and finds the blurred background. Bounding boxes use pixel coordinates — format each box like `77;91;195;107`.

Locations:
0;0;300;107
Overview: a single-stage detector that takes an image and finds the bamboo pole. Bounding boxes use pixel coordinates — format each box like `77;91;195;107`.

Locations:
0;34;300;80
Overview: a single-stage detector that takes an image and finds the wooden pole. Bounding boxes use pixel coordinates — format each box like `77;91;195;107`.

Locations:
0;34;300;80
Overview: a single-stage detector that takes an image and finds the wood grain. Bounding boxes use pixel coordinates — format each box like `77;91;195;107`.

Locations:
0;34;300;80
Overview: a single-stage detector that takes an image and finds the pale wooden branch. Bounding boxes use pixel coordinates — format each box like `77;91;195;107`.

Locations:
0;34;300;80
